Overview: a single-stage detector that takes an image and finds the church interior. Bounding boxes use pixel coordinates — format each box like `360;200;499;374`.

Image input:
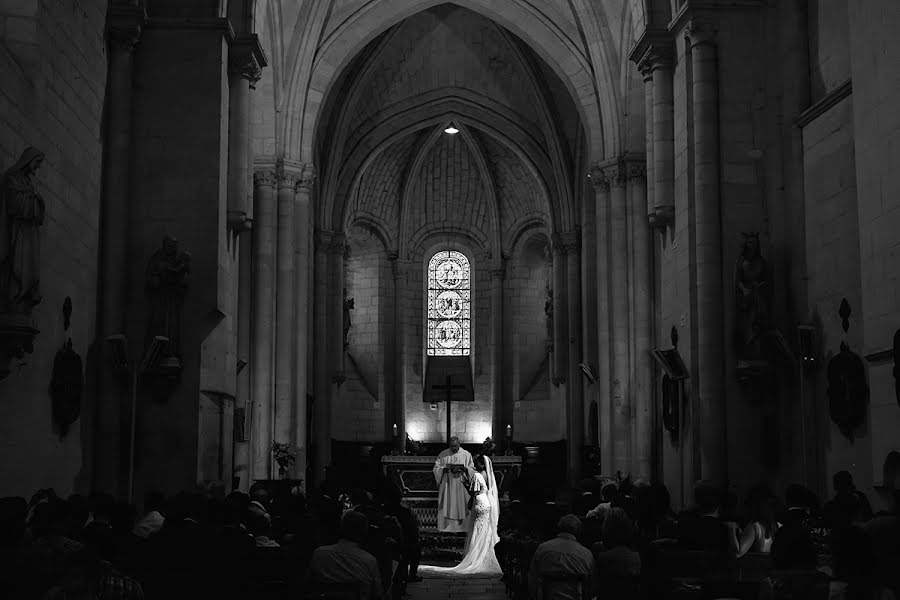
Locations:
1;0;899;598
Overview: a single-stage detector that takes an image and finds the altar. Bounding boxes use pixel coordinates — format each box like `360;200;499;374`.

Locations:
381;454;522;531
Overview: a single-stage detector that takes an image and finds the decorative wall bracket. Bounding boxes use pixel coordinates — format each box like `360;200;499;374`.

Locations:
0;314;39;381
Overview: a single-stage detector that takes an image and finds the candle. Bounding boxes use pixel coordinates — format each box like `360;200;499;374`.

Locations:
506;424;512;438
393;423;398;437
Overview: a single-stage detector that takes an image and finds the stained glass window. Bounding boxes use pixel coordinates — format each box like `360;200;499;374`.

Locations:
427;250;471;356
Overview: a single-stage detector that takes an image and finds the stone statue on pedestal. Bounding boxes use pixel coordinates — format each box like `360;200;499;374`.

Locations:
145;235;191;362
0;147;45;316
734;233;771;357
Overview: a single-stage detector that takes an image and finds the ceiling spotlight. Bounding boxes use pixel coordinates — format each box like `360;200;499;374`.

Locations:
444;125;459;135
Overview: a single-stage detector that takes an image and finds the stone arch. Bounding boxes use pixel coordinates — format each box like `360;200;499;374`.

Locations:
326;93;556;235
347;213;394;254
286;0;620;167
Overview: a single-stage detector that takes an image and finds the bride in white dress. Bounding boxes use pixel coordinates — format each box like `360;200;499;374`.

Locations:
419;454;503;578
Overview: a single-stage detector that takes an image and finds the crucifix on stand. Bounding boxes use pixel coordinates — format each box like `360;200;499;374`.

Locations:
432;374;465;444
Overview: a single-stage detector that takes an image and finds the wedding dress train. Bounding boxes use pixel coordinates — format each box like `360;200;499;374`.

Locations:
418;456;503;578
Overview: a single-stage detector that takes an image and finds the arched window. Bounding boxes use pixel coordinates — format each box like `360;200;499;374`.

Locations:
427;250;471;356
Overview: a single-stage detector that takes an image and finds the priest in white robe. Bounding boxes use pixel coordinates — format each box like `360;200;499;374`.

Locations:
433;436;475;532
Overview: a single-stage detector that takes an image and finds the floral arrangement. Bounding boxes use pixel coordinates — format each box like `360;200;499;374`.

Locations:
271;441;296;472
405;433;422;456
482;436;496;456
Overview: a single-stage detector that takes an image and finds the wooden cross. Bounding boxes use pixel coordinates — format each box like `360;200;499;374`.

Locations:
432;374;466;444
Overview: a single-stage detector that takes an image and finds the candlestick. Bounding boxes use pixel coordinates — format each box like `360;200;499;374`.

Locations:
392;423;398;437
506;424;511;438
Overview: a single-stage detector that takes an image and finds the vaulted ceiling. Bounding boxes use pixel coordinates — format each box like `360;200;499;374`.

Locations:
316;5;583;257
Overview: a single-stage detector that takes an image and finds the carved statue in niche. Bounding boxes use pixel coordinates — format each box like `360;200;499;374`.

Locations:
343;289;354;350
734;233;772;357
545;286;553;351
145;235;191;362
0;147;45;316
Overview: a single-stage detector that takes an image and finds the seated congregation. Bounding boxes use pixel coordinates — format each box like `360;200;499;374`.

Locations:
1;470;898;600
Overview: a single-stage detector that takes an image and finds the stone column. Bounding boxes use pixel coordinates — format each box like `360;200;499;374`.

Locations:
250;170;277;482
604;161;630;474
292;167;314;483
273;167;297;450
228;37;263;492
390;255;409;450
313;230;332;483
640;62;656;220
688;20;726;484
562;231;583;485
590;167;613;475
490;261;506;439
97;4;144;496
551;236;567;385
644;46;675;228
627;159;653;481
226;37;262;232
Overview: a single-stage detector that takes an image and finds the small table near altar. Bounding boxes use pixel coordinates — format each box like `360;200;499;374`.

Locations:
381;454;522;531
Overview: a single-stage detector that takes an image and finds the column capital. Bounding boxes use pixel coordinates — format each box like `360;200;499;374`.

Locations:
601;162;628;189
684;18;718;48
561;230;581;254
106;4;146;53
328;232;346;255
314;229;334;252
229;34;268;86
624;154;648;184
296;164;316;193
589;165;610;193
277;171;300;190
628;27;673;70
253;169;277;188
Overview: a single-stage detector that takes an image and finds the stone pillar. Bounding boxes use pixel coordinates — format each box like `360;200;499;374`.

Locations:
580;175;599;446
235;230;252;490
551;236;567;385
490;261;506;439
643;46;675;228
391;255;409;450
228;45;261;490
313;230;332;483
273;167;297;450
640;63;656;220
250;170;277;482
330;234;347;383
688;20;726;484
97;4;144;496
562;231;583;485
293;167;314;483
590;167;613;475
627;159;653;481
604;161;630;474
226;37;263;232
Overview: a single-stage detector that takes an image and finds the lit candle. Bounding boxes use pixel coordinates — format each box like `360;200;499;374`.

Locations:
393;423;398;437
506;424;512;438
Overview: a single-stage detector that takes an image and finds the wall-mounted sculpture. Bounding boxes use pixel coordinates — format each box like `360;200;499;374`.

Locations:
827;300;869;441
544;286;553;352
145;235;190;373
734;232;772;358
652;326;689;438
0;148;44;379
50;296;82;437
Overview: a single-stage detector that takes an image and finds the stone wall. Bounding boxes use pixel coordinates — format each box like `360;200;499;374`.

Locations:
335;226;389;441
0;0;107;498
846;1;900;499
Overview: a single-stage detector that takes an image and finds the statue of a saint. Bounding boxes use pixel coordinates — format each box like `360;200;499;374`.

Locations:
734;233;771;355
145;236;191;360
0;148;45;315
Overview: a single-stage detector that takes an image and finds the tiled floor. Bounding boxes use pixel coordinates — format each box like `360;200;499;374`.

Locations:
406;576;507;600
